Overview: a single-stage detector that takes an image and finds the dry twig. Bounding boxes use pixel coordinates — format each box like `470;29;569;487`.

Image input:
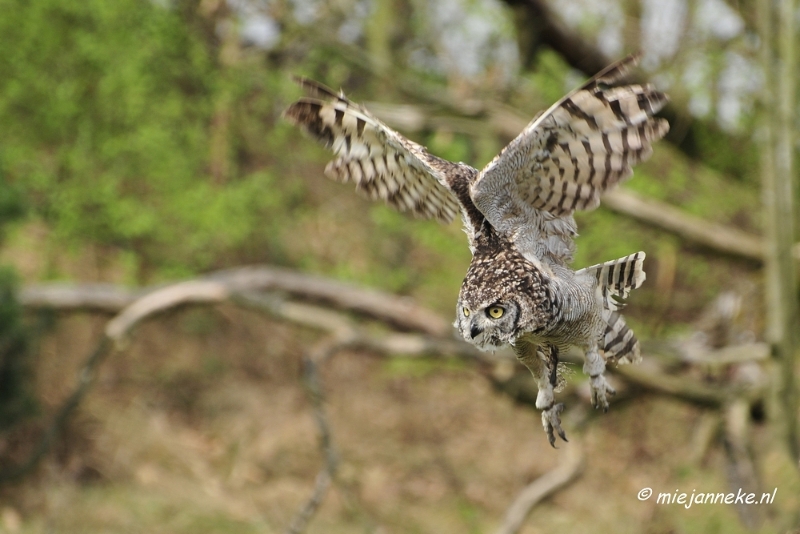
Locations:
285;338;343;534
21;266;452;336
495;437;584;534
723;400;762;530
0;337;112;482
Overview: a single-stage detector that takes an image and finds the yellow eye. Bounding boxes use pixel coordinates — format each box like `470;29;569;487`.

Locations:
462;307;470;317
488;306;504;319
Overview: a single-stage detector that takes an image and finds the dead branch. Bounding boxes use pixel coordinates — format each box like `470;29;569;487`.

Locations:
678;342;769;367
105;281;229;343
602;189;773;262
495;437;584;534
366;99;528;140
723;399;763;530
610;363;763;407
232;290;504;364
21;266;451;337
759;0;800;465
18;283;146;312
0;336;112;483
285;337;343;534
492;354;761;410
20;275;502;364
208;266;453;337
689;412;722;466
285;470;331;534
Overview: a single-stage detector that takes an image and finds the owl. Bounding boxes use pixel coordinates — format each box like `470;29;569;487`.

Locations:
285;54;668;446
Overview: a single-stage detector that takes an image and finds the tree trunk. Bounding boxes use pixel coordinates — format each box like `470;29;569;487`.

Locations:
759;0;799;465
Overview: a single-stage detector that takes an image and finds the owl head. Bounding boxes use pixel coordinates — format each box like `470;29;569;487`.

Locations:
453;248;554;350
454;289;522;350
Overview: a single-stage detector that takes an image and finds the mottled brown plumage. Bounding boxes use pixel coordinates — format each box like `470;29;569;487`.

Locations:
285;54;668;446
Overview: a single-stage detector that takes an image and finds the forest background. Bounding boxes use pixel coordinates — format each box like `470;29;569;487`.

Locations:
0;0;798;533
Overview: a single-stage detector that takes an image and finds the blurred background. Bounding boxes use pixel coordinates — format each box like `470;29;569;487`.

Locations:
0;0;799;532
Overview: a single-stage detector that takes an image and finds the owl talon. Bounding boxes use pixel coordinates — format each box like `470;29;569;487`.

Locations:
589;374;616;411
542;403;568;447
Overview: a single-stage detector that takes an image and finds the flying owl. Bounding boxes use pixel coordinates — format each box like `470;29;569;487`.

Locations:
285;55;668;446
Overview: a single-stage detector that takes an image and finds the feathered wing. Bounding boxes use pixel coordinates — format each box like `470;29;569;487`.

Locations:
284;78;479;232
469;54;669;262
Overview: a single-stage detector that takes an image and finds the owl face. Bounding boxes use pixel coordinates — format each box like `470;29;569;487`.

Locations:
454;294;520;350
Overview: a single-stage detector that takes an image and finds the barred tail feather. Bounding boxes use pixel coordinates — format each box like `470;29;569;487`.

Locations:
602;310;641;364
577;251;646;311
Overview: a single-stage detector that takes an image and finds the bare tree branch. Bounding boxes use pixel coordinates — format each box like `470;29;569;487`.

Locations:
602;189;772;262
611;363;763;407
285;338;343;534
689;412;722;465
285;470;331;534
105;281;229;343
723;399;763;530
504;0;610;74
21;266;452;337
209;266;453;336
0;336;112;483
495;437;584;534
17;283;145;312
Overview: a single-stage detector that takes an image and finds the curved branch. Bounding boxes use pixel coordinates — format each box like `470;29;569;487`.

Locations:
494;438;584;534
285;338;343;534
0;336;112;483
21;266;452;337
105;280;229;342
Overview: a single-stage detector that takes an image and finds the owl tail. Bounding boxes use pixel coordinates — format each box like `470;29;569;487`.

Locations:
577;252;646;364
600;310;641;364
577;251;646;312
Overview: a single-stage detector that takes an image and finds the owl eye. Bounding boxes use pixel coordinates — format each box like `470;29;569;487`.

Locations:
462;307;470;317
487;306;504;319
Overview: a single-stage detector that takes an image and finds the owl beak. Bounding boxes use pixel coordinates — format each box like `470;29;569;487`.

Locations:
469;323;483;339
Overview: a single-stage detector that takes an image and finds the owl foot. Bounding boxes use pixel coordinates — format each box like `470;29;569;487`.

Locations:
589;373;616;412
541;403;568;448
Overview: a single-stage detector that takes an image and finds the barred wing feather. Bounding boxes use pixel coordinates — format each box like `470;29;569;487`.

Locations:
284;78;462;224
471;55;669;255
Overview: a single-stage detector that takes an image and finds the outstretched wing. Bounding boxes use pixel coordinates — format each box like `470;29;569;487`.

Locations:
470;55;669;262
284;78;470;225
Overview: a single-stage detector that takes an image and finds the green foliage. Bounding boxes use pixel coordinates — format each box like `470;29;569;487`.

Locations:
684;113;760;185
0;0;299;279
524;48;574;106
0;267;35;431
427;132;472;166
0;172;25;233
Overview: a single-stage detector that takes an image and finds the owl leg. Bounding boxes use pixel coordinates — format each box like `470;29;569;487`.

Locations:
537;345;567;447
584;345;616;411
514;341;567;446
